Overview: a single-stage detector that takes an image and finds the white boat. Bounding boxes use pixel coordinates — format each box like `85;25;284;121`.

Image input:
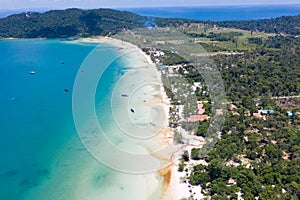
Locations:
29;71;36;75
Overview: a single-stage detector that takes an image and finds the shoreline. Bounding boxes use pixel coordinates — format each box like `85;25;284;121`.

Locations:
0;36;205;200
75;36;176;199
103;36;206;200
68;36;203;200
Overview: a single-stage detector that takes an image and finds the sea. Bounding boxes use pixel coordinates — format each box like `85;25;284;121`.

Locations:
0;38;163;200
0;39;135;199
0;39;89;199
1;4;300;200
120;4;300;21
1;5;300;21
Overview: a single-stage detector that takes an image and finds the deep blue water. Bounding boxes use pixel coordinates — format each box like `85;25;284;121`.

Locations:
120;4;300;21
0;9;47;18
2;5;300;21
0;11;15;18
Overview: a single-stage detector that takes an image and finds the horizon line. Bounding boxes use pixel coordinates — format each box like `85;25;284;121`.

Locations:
1;3;300;11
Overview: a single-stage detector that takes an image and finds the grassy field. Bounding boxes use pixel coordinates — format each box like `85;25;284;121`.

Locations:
180;25;276;52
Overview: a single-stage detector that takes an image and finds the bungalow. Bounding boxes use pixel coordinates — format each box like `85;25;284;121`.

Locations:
160;65;166;69
261;110;275;115
197;101;205;115
153;51;165;57
187;115;208;122
227;178;236;185
228;104;237;111
287;112;295;117
168;67;174;74
253;112;266;120
192;82;201;92
216;109;223;116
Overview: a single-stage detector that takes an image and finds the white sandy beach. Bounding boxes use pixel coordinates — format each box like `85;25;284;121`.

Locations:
63;36;198;200
77;36;175;200
100;37;206;200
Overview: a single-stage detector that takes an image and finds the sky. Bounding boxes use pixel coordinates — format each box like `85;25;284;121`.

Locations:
0;0;300;10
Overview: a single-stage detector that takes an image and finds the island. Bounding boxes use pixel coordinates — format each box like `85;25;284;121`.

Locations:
0;8;299;200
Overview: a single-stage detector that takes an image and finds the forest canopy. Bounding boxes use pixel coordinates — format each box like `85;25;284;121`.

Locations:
0;8;299;38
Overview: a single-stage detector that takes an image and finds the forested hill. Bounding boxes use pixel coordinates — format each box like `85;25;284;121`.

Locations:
216;15;300;36
0;8;300;38
0;8;146;38
154;15;300;36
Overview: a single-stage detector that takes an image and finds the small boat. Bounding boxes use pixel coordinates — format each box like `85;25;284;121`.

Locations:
29;71;36;75
64;88;70;93
130;108;135;113
9;97;16;102
149;122;155;126
121;94;129;97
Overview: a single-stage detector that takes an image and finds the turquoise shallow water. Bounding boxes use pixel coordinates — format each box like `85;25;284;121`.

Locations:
0;39;126;199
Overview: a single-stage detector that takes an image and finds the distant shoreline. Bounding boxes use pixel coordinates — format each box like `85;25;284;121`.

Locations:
119;5;300;21
0;7;299;39
1;5;300;23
